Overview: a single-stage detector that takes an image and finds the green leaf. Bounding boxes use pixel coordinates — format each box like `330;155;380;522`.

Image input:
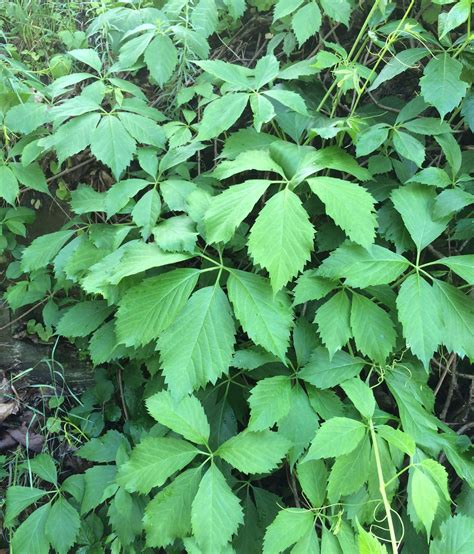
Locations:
131;189;161;240
105;178;149;217
392;130;425;167
369;48;428;92
146;390;210;445
0;165;19;205
311;146;372;181
254;55;280;89
350;293;396;364
191;0;218;37
296;460;328;508
391;184;449;251
263;509;315;554
144;34;178;87
318;243;409;288
293;271;337;305
248;188;315;291
197;93;249;141
357;526;388;554
274;0;305;21
264;89;308;115
433;280;474;359
218;430;290;473
440;1;471;39
439;255;474;284
57;300;113;338
116;269;199;347
45;498;80;554
315;290;351;357
397;274;443;367
21;230;74;272
305;417;366;460
144;468;202;548
117;437;199;494
433;189;474;219
291;2;322;47
90;115;136;179
308;177;376;247
341;377;376;419
292;528;320;554
376;425;415;457
430;515;474;554
191;464;243;552
248;376;292;431
28;453;57;485
70;185;106;214
407;167;452;188
158;285;236;397
5;486;48;526
299;348;365;389
250;93;275;131
320;0;352;26
195;59;252;89
355;124;390;157
5;102;48;134
420;54;469;119
227;269;293;360
69;48;101;72
204;180;271;244
108;488;143;547
410;467;439;536
118;112;166;148
154;215;198;252
11;503;51;554
81;465;117;514
327;435;371;502
77;430;127;463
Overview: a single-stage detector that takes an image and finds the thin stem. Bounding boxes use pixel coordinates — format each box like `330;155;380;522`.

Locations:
369;419;399;554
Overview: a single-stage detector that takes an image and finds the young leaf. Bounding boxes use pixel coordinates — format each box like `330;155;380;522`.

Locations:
248;188;315;291
314;290;351;357
350;293;396;364
308;177;376;248
217;430;290;473
227;269;293;360
191;464;244;552
305;417;366;461
397;274;443;367
45;498;80;554
144;467;202;549
204;180;271;244
420;54;468;119
299;348;365;389
158;285;236;397
116;269;200;347
340;377;376;419
146;390;210;445
117;437;199;494
248;376;292;431
263;509;315;554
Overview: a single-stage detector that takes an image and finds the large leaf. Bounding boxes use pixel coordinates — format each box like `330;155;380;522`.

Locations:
420;54;469;119
143;468;202;548
146;390;210;445
248;188;315;291
227;269;293;360
397;274;443;367
116;269;199;347
90;115;136;179
308;177;376;248
158;285;236;397
204;180;271;244
11;503;51;554
191;464;243;552
217;430;290;474
291;2;322;47
117;437;199;494
391;184;449;251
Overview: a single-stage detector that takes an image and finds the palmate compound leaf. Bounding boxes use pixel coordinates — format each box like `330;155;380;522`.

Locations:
217;430;291;474
263;508;315;554
314;290;351;357
350;292;397;365
115;269;200;348
143;467;202;549
247;188;315;292
397;274;443;368
304;417;367;461
146;390;210;446
191;464;244;553
117;437;199;494
307;177;376;248
157;285;236;398
248;375;292;431
204;179;272;244
317;243;410;288
227;269;293;360
391;184;449;252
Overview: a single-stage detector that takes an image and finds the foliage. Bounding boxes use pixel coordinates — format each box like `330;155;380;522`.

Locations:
1;0;473;553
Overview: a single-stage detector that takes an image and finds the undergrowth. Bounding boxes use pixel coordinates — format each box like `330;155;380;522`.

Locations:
0;0;473;553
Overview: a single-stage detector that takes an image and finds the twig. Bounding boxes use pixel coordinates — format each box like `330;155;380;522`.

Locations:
46;157;94;183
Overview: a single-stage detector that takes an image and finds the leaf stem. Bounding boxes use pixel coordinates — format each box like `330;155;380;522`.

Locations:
369;419;399;554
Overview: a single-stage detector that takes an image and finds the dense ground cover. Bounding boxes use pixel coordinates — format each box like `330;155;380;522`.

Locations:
0;0;473;552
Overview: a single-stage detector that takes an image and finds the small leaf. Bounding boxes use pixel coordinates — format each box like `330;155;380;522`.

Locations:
132;189;161;240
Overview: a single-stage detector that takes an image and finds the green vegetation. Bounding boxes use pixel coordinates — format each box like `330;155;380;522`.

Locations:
0;0;473;553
